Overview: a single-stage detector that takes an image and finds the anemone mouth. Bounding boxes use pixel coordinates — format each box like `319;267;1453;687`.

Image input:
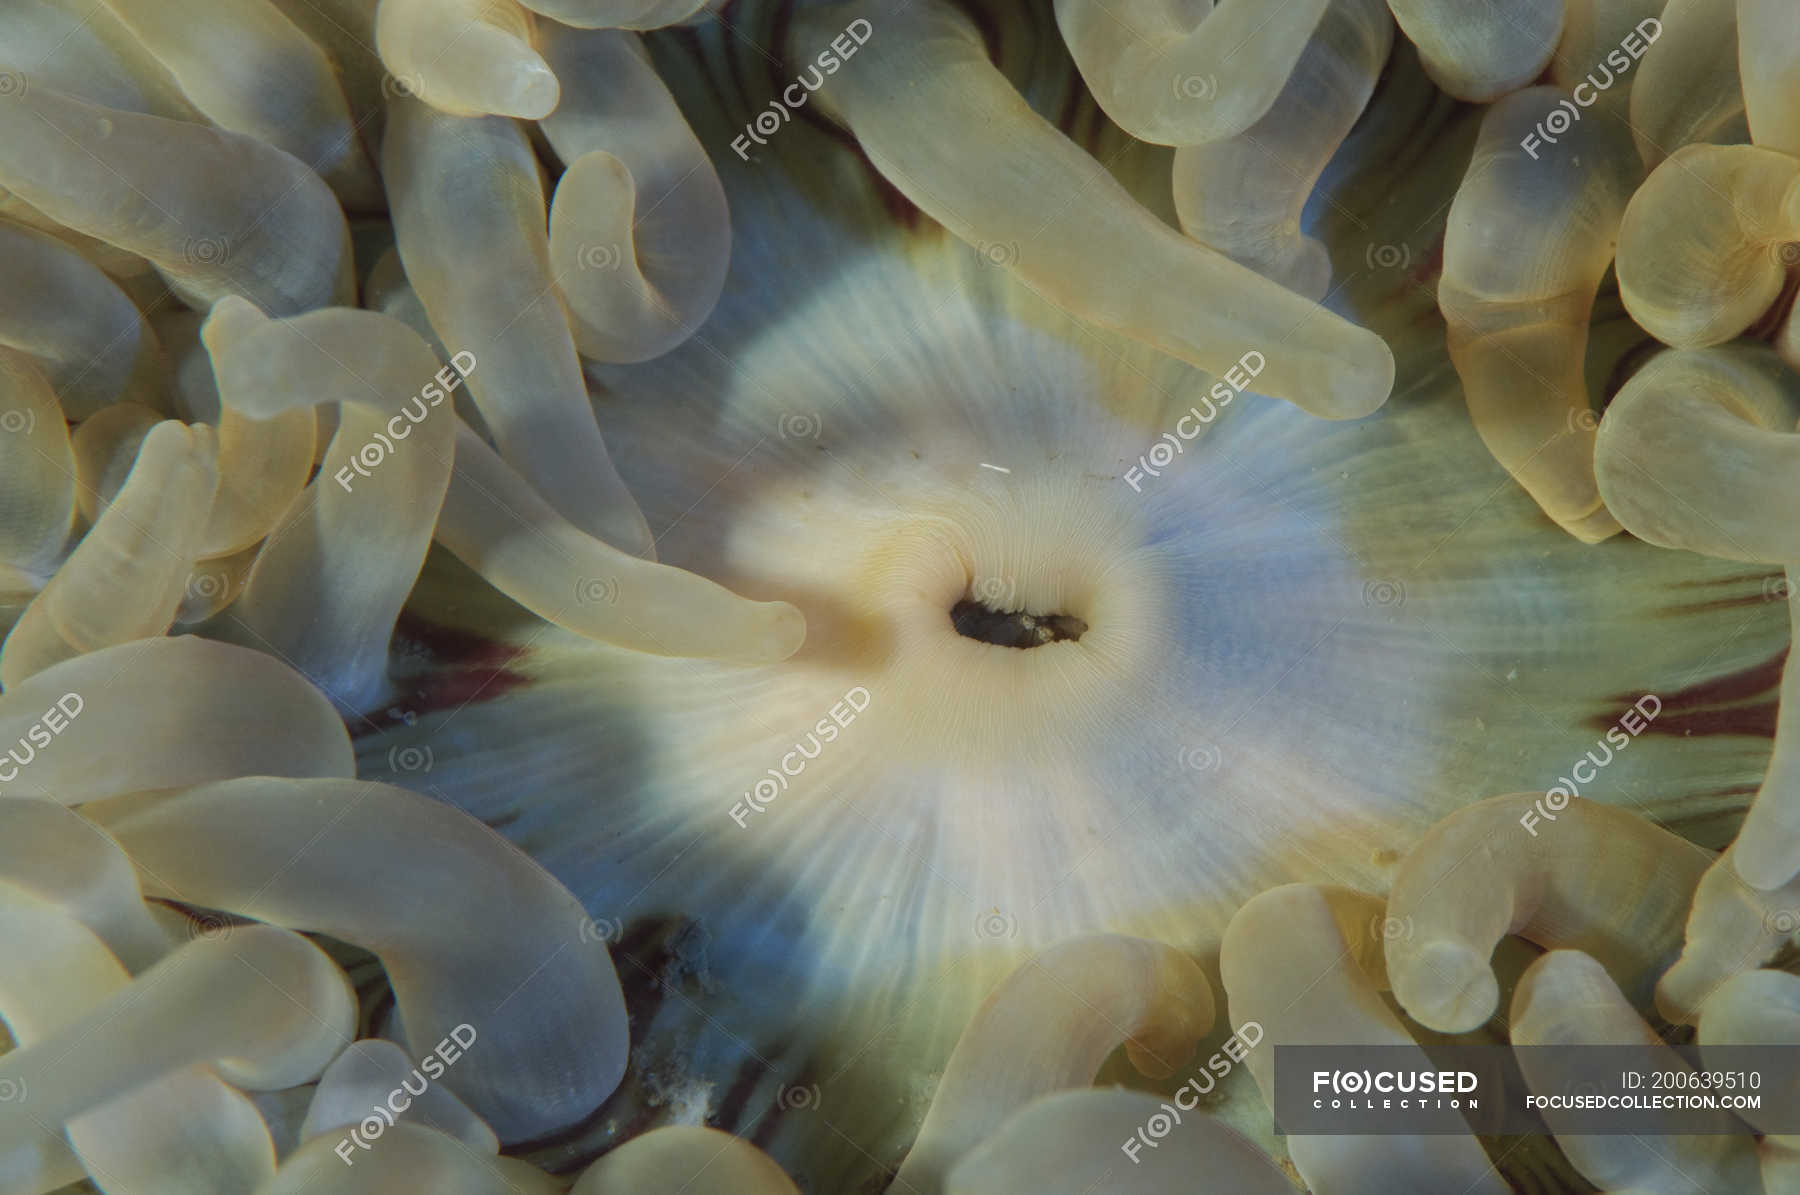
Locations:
949;597;1087;648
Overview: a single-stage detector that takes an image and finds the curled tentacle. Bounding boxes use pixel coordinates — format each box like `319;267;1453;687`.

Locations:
0;887;275;1195
794;0;1396;421
538;24;731;364
0;221;168;419
69;401;159;522
0;0;201;119
1658;847;1800;1022
1383;793;1708;1033
95;775;631;1142
436;419;805;664
1223;883;1506;1194
95;0;382;208
1512;950;1761;1192
0;83;352;315
887;933;1214;1195
199;399;315;560
1697;969;1800;1146
202;298;455;710
1438;86;1641;542
382;95;654;555
1171;0;1392;300
373;0;558;120
0;798;168;971
300;1039;499;1154
1594;346;1800;564
1;419;218;687
0;636;353;802
1052;0;1330;145
1616;146;1800;348
265;1122;560;1193
0;923;354;1153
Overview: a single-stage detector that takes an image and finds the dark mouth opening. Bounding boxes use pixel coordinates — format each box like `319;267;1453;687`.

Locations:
950;599;1088;648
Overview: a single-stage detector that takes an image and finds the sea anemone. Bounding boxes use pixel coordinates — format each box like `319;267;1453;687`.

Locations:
1;0;1797;1192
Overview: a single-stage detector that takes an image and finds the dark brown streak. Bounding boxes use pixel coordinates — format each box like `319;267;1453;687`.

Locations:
355;613;532;734
1593;649;1786;740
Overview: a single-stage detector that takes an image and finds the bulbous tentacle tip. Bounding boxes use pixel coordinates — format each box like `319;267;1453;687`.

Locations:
1392;938;1498;1033
377;0;561;121
1321;329;1397;420
1733;833;1800;894
753;601;808;664
502;58;561;120
1655;846;1800;1025
1386;0;1564;101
